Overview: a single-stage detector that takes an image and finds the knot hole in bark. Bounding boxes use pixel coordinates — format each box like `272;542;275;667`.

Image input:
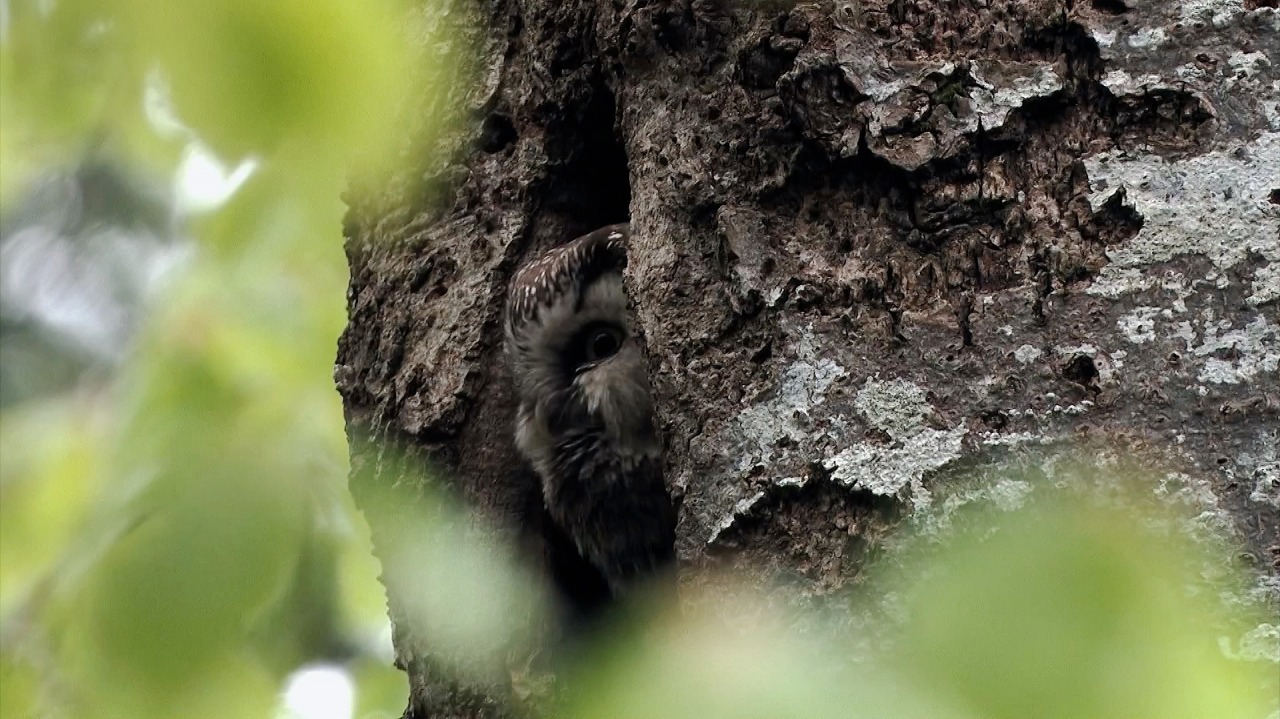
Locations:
1062;353;1101;394
545;87;632;233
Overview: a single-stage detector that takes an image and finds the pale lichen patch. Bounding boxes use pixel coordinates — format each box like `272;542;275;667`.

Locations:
1179;0;1246;28
727;334;848;473
1100;69;1171;96
1084;132;1280;306
1250;462;1280;509
968;61;1064;131
822;378;966;501
1241;429;1280;509
1126;26;1168;50
1013;344;1042;364
1190;314;1279;384
707;490;767;546
1218;624;1280;663
1228;51;1272;79
1118;306;1164;344
700;327;849;546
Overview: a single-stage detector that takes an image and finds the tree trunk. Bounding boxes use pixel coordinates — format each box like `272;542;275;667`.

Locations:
336;0;1280;715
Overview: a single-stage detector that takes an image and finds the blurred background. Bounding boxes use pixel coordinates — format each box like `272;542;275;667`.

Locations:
1;1;421;716
1;2;1276;719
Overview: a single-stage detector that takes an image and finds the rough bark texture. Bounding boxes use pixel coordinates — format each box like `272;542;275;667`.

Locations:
337;1;1280;716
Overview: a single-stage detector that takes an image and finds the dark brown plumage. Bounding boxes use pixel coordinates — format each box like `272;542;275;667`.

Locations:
504;224;676;619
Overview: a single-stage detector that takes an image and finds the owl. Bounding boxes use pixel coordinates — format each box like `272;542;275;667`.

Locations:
504;223;676;616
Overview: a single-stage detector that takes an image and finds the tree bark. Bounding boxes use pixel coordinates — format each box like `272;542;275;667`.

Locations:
336;1;1280;715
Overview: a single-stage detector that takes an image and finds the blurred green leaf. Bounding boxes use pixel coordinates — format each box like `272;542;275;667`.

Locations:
0;1;175;206
562;482;1276;719
0;652;44;719
888;487;1277;719
1;0;434;716
562;588;968;719
116;0;415;161
0;399;105;616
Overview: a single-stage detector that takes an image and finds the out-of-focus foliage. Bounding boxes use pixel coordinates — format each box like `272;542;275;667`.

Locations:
0;1;439;717
562;482;1278;719
344;445;554;687
0;0;419;200
0;160;183;405
889;493;1273;719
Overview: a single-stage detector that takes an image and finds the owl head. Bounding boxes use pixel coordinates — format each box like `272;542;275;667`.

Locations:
503;224;658;476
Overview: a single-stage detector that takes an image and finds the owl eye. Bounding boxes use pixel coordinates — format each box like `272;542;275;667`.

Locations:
581;323;624;364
